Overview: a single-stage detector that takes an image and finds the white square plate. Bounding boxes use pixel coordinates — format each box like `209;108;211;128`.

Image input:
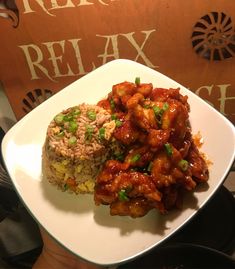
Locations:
2;59;235;266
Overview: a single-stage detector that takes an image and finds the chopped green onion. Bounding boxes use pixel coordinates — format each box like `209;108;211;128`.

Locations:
178;159;189;171
85;125;94;141
110;98;115;110
57;130;65;137
153;105;161;116
153;105;163;125
63;183;69;190
153;105;168;126
163;102;169;111
131;153;141;163
118;189;129;202
111;114;122;127
99;127;105;140
115;153;124;161
153;103;169;122
147;161;153;172
135;77;140;85
68;136;77;145
68;121;78;133
87;110;96;121
72;108;81;116
111;114;117;120
143;104;151;109
164;143;173;156
115;119;123;127
63;114;73;122
54;114;64;124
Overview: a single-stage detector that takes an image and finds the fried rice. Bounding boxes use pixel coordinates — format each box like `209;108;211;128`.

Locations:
42;103;117;194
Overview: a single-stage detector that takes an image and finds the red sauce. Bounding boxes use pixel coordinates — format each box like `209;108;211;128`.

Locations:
95;81;209;218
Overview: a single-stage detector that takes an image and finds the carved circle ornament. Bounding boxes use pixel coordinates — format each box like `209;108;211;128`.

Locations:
22;89;53;114
0;0;19;27
191;12;235;61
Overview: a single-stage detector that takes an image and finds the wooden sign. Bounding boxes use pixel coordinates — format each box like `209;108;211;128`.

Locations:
0;0;234;123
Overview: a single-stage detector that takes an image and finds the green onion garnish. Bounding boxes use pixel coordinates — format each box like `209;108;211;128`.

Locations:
99;127;105;140
111;114;117;120
118;189;129;202
115;119;123;127
87;110;96;121
153;105;162;125
153;104;169;126
57;130;64;137
131;154;141;163
143;104;151;109
54;114;64;124
63;114;73;122
111;114;122;127
178;159;189;171
110;98;115;110
147;161;153;172
72;108;81;116
153;105;161;116
163;102;169;111
135;77;140;85
115;153;124;161
85;125;94;141
164;143;173;156
68;121;78;133
63;183;69;190
68;136;77;145
153;103;169;116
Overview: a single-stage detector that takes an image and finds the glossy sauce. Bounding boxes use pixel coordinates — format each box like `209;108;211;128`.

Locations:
95;81;209;218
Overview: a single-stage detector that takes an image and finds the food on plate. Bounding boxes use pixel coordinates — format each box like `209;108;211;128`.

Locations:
42;104;119;194
42;78;209;218
94;79;209;218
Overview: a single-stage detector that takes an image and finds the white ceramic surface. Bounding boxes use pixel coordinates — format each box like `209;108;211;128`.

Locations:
2;59;235;266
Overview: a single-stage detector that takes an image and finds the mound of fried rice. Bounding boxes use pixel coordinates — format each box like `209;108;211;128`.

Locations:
42;103;118;194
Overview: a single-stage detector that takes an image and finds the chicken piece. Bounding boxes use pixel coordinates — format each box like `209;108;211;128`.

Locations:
151;87;189;110
95;168;162;217
124;146;154;168
132;104;158;130
120;94;132;107
136;131;148;144
161;186;183;211
96;160;129;183
184;175;197;190
103;82;137;111
110;198;153;218
171;167;196;191
113;120;140;145
161;99;189;141
112;81;136;98
95;160;130;205
170;146;184;165
150;147;196;191
126;93;144;109
147;129;170;151
97;99;112;112
151;152;176;188
178;128;192;157
107;171;162;200
187;142;209;182
136;83;153;97
94;184;117;205
125;92;158;130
